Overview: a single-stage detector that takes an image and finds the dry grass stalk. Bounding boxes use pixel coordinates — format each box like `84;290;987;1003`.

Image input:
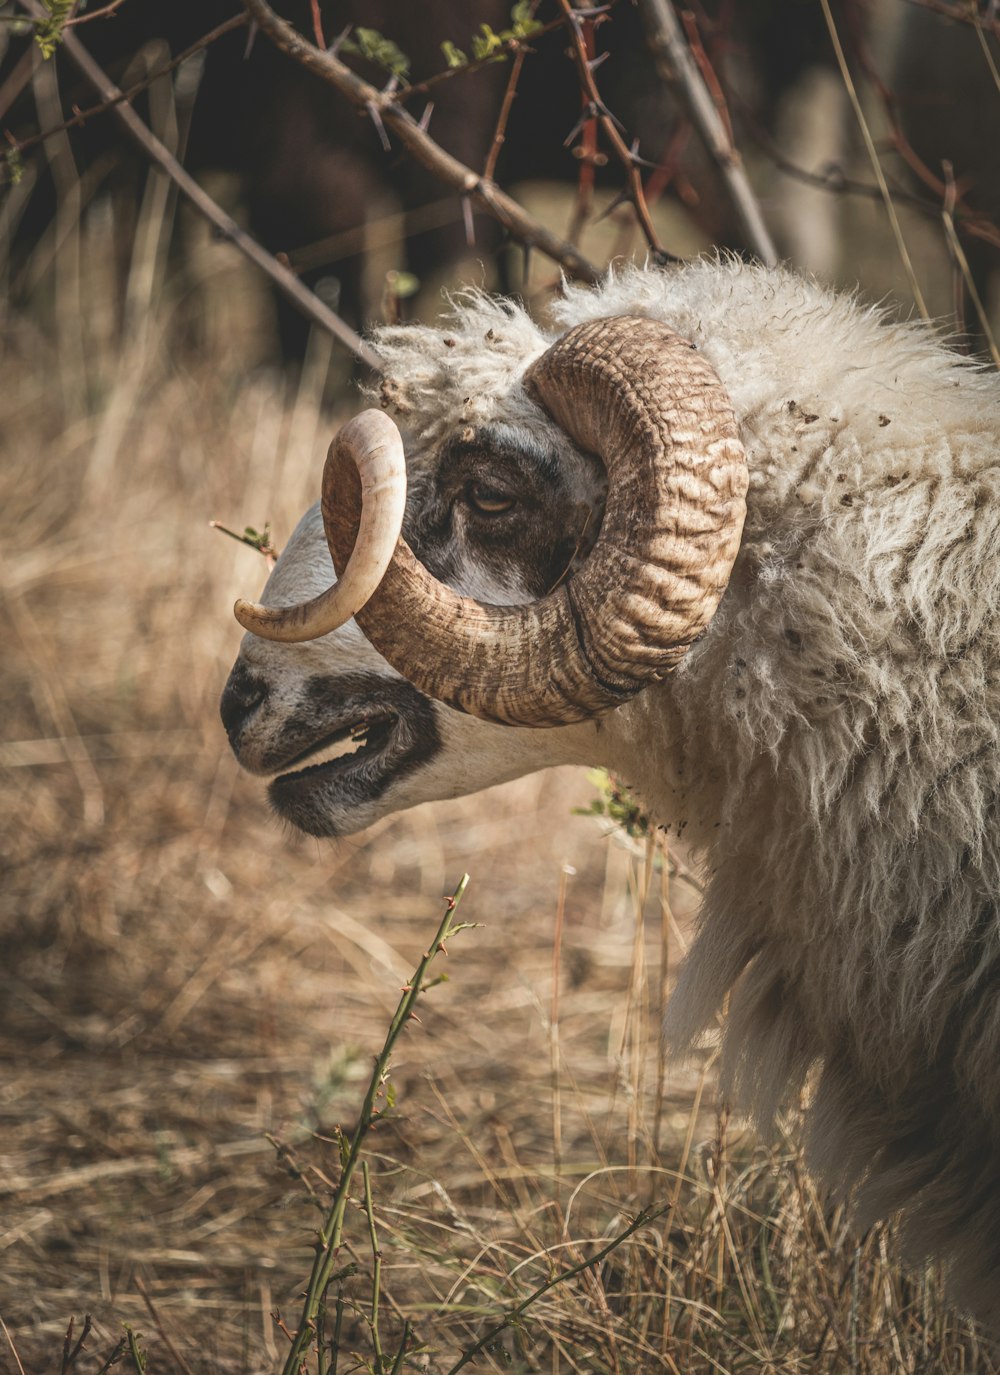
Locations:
2;96;998;1374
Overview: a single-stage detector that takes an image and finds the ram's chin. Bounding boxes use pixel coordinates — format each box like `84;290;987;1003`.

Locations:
265;680;442;838
269;768;402;837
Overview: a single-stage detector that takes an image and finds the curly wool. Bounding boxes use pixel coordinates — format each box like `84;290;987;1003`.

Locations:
371;258;1000;1322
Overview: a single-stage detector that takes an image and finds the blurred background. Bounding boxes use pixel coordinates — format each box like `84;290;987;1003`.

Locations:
2;2;999;1371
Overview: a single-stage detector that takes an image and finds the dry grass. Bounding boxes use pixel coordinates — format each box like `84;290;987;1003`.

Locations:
2;97;999;1373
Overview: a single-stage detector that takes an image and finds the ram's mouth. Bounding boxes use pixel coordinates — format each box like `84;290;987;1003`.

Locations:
273;711;397;784
265;674;442;837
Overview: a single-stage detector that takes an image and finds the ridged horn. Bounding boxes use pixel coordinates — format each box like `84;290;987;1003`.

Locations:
322;315;748;727
233;409;406;643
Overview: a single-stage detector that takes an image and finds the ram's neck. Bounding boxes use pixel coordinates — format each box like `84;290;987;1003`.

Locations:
587;682;709;843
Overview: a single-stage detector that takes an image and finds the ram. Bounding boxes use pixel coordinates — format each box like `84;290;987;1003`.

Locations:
222;259;1000;1322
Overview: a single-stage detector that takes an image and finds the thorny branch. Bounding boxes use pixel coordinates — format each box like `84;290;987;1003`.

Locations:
277;875;473;1375
483;40;527;185
14;0;383;371
240;0;602;285
555;0;674;261
564;14;600;249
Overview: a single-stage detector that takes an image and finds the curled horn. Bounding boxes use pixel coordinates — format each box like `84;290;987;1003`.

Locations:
240;317;742;731
233;409;406;643
316;315;749;727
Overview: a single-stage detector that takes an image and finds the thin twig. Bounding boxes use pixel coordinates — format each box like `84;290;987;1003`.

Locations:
906;0;1000;39
5;12;250;165
634;0;778;265
308;0;325;48
818;0;930;319
15;0;383;371
483;43;526;185
564;15;602;248
941;160;1000;367
135;1277;198;1375
281;876;474;1375
443;1206;665;1375
361;1161;386;1371
67;0;129;26
0;1314;27;1375
241;0;602;285
61;1314;93;1374
556;0;671;260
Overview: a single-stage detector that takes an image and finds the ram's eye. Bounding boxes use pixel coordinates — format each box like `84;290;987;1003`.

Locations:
465;481;516;515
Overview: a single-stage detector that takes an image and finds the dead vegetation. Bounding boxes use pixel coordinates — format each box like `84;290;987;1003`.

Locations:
3;16;1000;1364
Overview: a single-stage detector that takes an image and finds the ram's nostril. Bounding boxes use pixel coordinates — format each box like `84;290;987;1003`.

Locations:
219;666;269;746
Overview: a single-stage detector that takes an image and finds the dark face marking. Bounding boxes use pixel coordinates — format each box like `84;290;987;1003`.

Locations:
406;423;603;598
263;673;441;838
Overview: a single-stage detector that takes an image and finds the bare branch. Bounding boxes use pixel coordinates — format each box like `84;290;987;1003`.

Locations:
904;0;1000;40
4;12;250;164
240;0;602;285
483;43;526;185
634;0;779;266
15;0;383;371
66;0;129;27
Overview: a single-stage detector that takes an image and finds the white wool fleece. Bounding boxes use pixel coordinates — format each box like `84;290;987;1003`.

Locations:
368;258;1000;1321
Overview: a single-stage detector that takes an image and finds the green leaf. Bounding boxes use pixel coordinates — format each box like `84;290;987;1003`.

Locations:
471;23;505;61
579;769;652;839
123;1324;147;1373
509;1;543;38
384;270;421;300
4;146;25;187
35;0;74;59
344;27;411;80
441;39;468;69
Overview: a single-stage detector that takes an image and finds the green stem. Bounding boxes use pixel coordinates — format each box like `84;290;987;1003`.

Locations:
387;1321;411;1375
363;1161;384;1372
279;875;471;1375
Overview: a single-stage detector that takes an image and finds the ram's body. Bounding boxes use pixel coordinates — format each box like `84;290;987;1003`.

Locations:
223;259;1000;1320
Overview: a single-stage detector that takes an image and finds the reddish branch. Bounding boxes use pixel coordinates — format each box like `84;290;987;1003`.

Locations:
66;0;130;26
555;0;671;259
483;43;526;185
564;16;601;248
851;15;1000;253
240;0;601;284
308;0;325;48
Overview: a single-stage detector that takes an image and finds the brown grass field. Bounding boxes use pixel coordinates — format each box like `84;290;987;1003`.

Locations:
3;43;1000;1372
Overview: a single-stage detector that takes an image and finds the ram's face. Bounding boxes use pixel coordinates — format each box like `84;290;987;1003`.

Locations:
224;309;750;837
220;421;604;837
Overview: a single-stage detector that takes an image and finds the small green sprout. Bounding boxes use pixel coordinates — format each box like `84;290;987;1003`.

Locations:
34;0;73;58
342;27;411;80
209;520;279;564
576;768;652;841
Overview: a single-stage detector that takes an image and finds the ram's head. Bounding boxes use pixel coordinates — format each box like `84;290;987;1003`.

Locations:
221;313;748;836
